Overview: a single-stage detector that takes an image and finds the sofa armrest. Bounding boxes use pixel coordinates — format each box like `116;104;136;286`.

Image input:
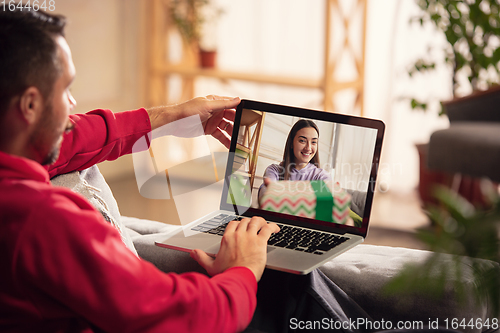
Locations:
428;123;500;182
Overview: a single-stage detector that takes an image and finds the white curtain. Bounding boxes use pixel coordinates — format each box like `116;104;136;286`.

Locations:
332;124;377;192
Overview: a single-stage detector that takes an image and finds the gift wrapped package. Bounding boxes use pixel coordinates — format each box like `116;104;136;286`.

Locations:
260;180;351;224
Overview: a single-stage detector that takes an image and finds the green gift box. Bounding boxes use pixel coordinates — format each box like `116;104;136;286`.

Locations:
260;180;351;224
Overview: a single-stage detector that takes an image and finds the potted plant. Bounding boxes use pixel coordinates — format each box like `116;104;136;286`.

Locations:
408;0;500;114
169;0;224;68
407;0;500;205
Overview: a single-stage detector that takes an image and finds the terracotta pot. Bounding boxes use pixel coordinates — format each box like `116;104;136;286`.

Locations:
199;49;217;68
416;143;491;209
415;143;449;206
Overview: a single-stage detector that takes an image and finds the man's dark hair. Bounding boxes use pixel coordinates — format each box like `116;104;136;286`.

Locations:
0;9;66;116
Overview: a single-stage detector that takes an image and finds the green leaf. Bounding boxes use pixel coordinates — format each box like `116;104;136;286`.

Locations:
384;183;500;316
406;0;500;113
410;98;428;111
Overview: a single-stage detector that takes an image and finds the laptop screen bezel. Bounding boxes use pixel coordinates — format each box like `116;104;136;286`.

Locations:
220;99;385;238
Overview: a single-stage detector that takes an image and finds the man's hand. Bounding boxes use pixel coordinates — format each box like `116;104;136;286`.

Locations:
147;95;239;149
190;217;280;282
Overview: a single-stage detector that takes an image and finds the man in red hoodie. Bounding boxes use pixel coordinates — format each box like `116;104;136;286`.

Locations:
0;8;279;332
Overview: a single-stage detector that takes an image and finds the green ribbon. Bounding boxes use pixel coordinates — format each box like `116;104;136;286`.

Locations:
310;180;333;222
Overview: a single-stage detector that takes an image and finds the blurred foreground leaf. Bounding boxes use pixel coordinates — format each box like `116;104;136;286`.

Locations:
384;182;500;316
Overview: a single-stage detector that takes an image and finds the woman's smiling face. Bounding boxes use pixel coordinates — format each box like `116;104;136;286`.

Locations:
292;127;318;170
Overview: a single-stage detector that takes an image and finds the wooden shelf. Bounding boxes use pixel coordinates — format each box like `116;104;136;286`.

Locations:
146;0;367;115
156;64;364;92
156;64;322;89
235;109;265;190
239;110;262;127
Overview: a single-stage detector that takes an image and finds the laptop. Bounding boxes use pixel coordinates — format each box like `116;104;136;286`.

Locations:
155;99;385;275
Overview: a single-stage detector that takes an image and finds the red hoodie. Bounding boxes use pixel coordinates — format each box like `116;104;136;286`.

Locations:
0;108;256;332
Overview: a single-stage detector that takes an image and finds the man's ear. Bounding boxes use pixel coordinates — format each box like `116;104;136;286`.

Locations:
18;87;44;125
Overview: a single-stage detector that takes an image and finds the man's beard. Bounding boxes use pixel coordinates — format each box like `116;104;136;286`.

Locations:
41;136;62;165
30;102;63;166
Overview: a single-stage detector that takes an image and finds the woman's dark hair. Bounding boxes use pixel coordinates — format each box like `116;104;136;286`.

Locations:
279;119;320;180
0;9;66;117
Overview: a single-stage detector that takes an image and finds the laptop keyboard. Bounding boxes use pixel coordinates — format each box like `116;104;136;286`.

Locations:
191;214;349;255
191;214;241;235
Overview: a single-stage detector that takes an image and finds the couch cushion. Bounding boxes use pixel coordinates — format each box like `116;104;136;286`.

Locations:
122;216;180;235
121;216;207;274
319;244;495;333
51;165;138;255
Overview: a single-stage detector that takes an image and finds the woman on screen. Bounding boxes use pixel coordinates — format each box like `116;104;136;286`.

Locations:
258;119;364;227
259;119;330;197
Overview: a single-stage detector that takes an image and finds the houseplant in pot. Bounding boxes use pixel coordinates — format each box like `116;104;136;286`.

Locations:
408;0;500;113
407;0;500;205
169;0;224;68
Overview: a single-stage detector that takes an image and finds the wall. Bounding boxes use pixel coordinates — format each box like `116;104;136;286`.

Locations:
54;0;147;180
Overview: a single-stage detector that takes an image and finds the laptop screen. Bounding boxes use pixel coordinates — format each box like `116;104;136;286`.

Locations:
221;100;384;237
